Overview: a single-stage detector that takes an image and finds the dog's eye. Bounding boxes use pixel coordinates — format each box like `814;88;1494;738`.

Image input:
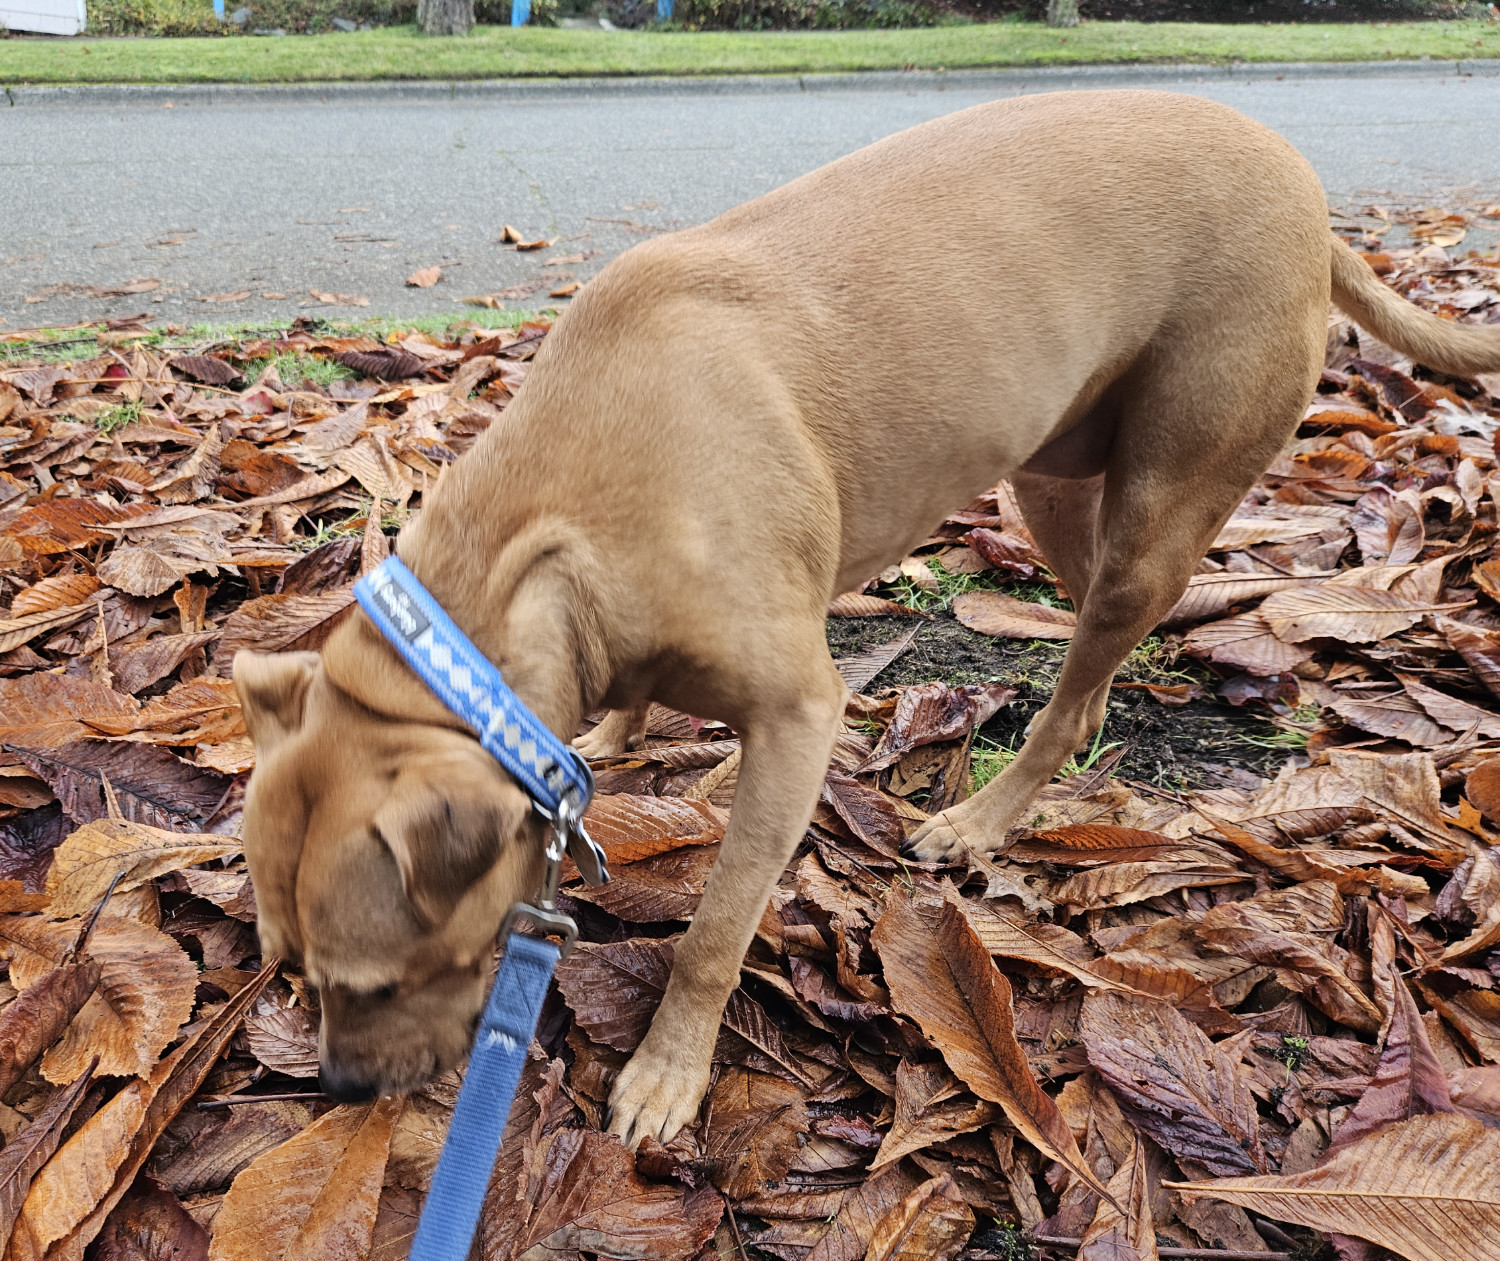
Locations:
358;983;399;1004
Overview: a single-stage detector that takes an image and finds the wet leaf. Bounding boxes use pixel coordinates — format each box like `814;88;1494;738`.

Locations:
1;913;199;1081
0;1065;97;1247
1168;1112;1500;1261
45;818;240;919
209;1095;402;1261
94;1176;210;1261
577;794;725;867
483;1126;721;1261
951;590;1076;640
243;1005;320;1078
870;1058;998;1171
13;742;229;830
1079;991;1265;1176
863;1172;973;1261
0;958;101;1095
8;967;274;1259
872;889;1108;1199
701;1067;808;1199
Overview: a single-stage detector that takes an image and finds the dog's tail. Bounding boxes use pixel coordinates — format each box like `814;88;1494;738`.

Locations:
1329;235;1500;377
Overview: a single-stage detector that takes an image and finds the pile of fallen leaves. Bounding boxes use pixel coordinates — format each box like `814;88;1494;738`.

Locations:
0;235;1497;1261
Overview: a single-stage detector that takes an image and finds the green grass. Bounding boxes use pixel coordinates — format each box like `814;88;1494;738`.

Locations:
882;558;1069;615
968;725;1122;793
94;399;143;432
0;310;527;367
252;351;357;386
3;20;1499;85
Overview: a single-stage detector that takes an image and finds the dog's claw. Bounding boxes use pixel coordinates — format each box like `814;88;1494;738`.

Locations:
606;1042;710;1150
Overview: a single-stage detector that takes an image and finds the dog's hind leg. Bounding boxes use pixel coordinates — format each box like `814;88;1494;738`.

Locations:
574;701;651;759
607;648;846;1147
906;342;1320;862
1011;470;1109;743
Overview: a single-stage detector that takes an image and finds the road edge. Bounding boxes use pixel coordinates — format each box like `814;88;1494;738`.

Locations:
5;57;1500;106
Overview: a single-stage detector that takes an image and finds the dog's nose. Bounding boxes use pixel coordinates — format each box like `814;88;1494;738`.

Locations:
320;1065;378;1104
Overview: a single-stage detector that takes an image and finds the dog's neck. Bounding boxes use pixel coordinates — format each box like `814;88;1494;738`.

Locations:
321;514;609;744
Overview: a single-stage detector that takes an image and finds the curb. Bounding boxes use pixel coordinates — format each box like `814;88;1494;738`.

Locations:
5;57;1500;106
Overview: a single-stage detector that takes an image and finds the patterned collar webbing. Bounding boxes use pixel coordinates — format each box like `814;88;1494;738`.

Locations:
353;555;593;820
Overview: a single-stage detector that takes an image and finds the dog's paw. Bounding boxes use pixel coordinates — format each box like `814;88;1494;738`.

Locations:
606;1045;710;1149
573;724;639;761
902;811;978;863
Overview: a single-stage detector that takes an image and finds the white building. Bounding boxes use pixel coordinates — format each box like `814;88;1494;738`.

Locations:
2;0;87;35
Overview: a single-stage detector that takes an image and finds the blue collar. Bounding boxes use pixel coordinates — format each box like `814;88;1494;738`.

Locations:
353;555;600;836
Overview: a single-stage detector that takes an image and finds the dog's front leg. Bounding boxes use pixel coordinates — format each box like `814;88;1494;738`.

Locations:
607;670;845;1147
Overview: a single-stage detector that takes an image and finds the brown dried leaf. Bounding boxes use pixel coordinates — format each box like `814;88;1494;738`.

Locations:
168;355;243;387
821;772;907;858
8;967;275;1259
863;1172;973;1261
805;1163;923;1261
335;347;426;380
951;590;1075;640
0;959;101;1095
571;844;716;922
1168;1112;1500;1261
834;627;921;693
1078;1135;1159;1261
15;742;229;830
1;914;198;1081
1181;610;1314;676
10;575;100;618
95;547;185;599
94;1176;210;1261
1159;572;1331;628
404;267;441;289
858;682;1015;773
1079;990;1265;1176
827;593;928;618
1329;972;1454;1160
216;588;355;663
487;1125;721;1261
209;1095;402;1261
46;818;240;918
1259;584;1468;644
243;1005;319;1078
555;937;807;1081
0;675;138;750
576;794;725;867
872;890;1108;1199
0;1066;97;1248
154;1100;315;1197
871;1058;998;1170
702;1067;809;1199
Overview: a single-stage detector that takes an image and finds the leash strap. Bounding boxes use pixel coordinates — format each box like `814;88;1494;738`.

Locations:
408;932;559;1261
353;555;592;820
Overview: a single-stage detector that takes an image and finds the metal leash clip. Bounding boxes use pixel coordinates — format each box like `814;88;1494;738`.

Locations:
500;766;609;958
499;823;581;956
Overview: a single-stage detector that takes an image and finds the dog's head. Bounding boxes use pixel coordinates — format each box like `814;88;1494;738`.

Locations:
234;646;545;1101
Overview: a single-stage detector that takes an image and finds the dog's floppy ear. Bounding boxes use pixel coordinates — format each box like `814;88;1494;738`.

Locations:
234;651;321;753
373;755;529;926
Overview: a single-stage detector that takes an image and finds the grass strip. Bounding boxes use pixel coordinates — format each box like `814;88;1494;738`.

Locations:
2;20;1499;85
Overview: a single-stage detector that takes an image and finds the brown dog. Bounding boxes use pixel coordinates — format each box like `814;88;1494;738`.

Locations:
235;90;1500;1147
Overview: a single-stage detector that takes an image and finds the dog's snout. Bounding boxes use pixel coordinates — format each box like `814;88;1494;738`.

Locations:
320;1064;378;1104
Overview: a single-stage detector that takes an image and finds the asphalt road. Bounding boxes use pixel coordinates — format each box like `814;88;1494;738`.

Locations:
3;64;1499;329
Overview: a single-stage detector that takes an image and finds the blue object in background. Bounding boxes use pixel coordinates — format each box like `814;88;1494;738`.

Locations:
511;0;529;22
656;0;672;17
213;0;225;17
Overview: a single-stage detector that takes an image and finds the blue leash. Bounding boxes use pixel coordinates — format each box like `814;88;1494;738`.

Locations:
353;556;609;1261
